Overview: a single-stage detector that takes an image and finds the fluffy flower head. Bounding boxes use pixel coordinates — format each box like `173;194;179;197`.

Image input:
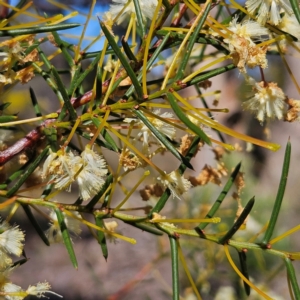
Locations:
42;147;107;201
242;75;287;123
77;147;108;201
0;222;25;258
246;0;293;25
157;170;192;200
224;16;269;72
124;109;176;154
227;16;269;42
26;282;62;298
109;0;158;24
278;14;300;41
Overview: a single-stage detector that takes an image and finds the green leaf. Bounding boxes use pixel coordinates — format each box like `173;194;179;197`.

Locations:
166;92;211;145
188;64;236;86
43;126;58;152
261;140;291;247
0;115;18;123
69;50;102;97
12;258;29;268
0;102;11;110
125;32;171;99
29;87;42;118
81;49;115;59
55;208;78;269
195;84;226;144
219;197;255;244
162;0;171;10
91;117;120;153
100;21;143;100
95;217;108;260
51;66;78;120
155;29;223;51
290;0;300;24
125;221;163;236
134;109;193;169
133;0;146;37
169;236;180;300
74;127;118;152
68;64;83;97
285;257;300;298
7;0;27;19
174;0;212;80
86;174;113;209
0;23;81;37
41;184;54;198
1;161;31;190
196;162;242;231
237;250;250;296
149;189;172;217
51;31;75;68
22;204;50;246
33;51;66;118
96;64;103;100
121;36;138;62
7;146;50;197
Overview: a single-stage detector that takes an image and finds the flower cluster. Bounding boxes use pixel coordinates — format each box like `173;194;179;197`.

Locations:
42;147;108;201
124;109;176;155
246;0;293;25
0;220;58;299
157;170;192;200
223;16;269;73
109;0;158;24
2;1;300;299
0;36;38;88
242;75;287;123
0;222;24;269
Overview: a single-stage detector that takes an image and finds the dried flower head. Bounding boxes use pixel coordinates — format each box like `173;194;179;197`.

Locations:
139;183;164;201
212;146;225;161
232;192;248;229
178;134;203;157
119;149;141;171
189;163;227;186
235;171;245;194
285;98;300;122
224;16;269;72
0;37;38;86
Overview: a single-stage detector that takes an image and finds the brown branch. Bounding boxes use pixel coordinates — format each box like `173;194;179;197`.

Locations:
0;0;182;167
0;91;94;167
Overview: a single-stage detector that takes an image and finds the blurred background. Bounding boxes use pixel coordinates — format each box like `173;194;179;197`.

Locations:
2;0;300;299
